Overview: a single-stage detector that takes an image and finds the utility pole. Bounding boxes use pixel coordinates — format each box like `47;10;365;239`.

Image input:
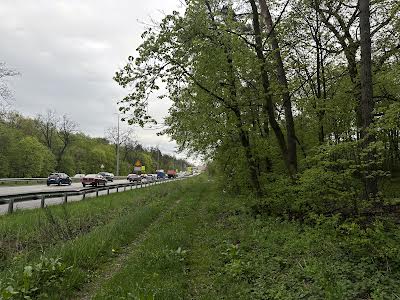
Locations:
116;114;120;176
157;145;160;170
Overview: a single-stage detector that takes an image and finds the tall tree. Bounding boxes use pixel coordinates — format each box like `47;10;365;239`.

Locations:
56;114;77;168
36;110;58;150
259;0;298;172
359;0;378;196
249;0;294;177
316;0;399;137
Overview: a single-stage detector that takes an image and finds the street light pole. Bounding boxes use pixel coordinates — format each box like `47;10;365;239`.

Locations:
157;145;160;170
116;114;120;176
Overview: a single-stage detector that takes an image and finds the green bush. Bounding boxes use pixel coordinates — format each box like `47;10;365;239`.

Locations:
0;256;71;300
257;141;390;219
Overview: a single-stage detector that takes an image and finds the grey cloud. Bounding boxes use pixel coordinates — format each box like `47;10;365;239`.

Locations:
0;0;198;162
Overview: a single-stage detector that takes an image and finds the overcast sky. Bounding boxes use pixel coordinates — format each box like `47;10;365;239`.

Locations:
0;0;195;161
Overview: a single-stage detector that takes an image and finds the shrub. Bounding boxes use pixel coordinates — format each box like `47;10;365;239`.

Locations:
0;256;71;299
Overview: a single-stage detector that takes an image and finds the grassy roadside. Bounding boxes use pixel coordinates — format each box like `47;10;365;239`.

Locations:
0;179;192;299
92;179;208;299
88;178;400;299
91;178;248;299
2;176;400;299
0;183;168;269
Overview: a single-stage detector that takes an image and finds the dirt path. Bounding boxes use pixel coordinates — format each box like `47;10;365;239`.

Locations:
74;198;182;300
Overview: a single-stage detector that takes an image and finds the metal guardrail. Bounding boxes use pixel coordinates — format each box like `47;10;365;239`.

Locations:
1;177;183;214
0;176;128;185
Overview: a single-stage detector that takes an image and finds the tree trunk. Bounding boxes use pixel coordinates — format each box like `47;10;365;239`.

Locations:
203;0;264;195
236;113;263;196
249;0;293;178
258;0;297;174
359;0;378;197
314;7;326;144
319;37;327;144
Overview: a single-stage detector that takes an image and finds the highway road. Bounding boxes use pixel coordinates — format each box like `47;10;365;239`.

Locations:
0;179;135;214
0;179;128;197
0;176;192;215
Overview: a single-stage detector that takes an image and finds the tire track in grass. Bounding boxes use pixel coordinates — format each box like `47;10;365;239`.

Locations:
92;181;208;299
74;198;182;300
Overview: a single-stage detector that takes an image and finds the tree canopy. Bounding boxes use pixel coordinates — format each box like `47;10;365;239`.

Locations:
115;0;400;212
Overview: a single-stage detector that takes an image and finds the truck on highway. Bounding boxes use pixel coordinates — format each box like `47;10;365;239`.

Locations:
167;170;177;179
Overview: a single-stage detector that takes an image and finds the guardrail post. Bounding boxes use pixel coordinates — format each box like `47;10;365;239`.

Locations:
130;184;133;190
96;188;99;197
124;186;126;191
41;195;45;208
7;199;14;214
116;186;119;193
141;181;143;188
82;190;86;200
107;187;110;195
63;193;68;204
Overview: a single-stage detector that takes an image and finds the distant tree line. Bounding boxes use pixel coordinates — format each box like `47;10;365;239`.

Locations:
0;110;189;178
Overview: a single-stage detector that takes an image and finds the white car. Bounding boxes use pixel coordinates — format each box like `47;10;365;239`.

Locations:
147;174;157;182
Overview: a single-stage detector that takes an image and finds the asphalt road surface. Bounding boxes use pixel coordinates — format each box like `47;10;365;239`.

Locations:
0;178;186;215
0;179;146;215
0;179;128;197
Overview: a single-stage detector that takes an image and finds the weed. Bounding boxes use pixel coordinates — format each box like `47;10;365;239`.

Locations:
0;256;71;299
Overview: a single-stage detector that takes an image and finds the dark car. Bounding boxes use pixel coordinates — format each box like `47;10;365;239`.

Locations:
47;173;72;186
127;174;141;183
81;174;107;187
98;172;114;182
156;170;165;179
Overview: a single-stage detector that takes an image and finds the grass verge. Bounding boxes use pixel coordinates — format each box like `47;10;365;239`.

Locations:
0;179;190;299
2;176;400;299
91;178;400;299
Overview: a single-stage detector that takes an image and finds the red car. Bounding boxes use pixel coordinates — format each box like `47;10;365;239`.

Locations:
81;174;107;187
